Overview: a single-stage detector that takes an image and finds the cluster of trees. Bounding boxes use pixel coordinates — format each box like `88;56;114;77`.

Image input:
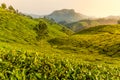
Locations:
34;21;48;39
0;3;18;13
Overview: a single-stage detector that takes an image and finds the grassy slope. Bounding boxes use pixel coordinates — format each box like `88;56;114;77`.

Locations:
0;8;120;79
0;8;37;44
0;8;70;50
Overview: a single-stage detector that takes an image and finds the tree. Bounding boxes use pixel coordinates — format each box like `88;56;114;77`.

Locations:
1;3;6;9
8;5;15;12
34;21;48;39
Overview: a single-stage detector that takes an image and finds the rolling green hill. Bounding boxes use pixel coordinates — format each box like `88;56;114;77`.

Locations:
65;18;118;32
50;25;120;57
0;6;120;80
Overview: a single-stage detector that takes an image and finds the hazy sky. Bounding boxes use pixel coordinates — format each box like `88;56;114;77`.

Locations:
0;0;120;17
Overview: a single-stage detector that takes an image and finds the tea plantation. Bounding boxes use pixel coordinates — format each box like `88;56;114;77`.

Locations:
0;7;120;80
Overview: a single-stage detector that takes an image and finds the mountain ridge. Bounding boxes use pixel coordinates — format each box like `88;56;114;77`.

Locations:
46;9;89;23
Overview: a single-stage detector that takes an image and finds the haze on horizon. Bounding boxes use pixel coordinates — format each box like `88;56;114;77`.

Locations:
0;0;120;18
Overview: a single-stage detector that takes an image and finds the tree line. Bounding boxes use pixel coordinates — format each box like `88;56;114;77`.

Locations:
0;3;18;13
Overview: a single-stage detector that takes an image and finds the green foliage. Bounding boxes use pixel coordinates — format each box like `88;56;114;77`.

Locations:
0;50;119;80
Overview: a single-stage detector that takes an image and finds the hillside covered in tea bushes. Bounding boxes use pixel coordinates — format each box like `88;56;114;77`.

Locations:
0;5;120;80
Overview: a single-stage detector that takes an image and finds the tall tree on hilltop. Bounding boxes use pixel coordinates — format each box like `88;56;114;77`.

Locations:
8;5;15;12
1;3;6;9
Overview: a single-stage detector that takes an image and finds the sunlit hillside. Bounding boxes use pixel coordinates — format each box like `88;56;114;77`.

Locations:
0;4;120;80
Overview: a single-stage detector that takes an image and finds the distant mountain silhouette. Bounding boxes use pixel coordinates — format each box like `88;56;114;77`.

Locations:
46;9;89;23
